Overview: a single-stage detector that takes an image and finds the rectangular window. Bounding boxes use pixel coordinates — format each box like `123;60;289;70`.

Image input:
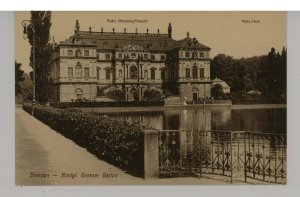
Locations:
84;50;89;56
105;54;111;60
185;52;190;58
151;69;155;80
97;67;100;80
199;52;204;58
161;69;165;80
68;67;73;78
84;68;90;78
118;53;122;59
106;69;111;80
97;86;102;96
67;50;73;56
160;55;165;61
192;66;198;79
185;68;190;78
151;54;155;60
200;68;205;78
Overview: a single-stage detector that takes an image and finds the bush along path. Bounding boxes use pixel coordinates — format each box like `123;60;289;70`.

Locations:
23;104;145;177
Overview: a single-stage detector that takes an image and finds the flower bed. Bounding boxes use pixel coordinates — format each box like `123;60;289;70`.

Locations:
23;103;145;177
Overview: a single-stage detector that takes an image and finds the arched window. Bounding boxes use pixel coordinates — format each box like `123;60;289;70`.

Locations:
192;65;198;79
130;66;138;79
75;88;83;100
75;62;82;78
105;67;111;80
150;68;156;80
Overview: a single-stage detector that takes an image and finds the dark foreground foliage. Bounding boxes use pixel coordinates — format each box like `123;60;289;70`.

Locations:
23;104;145;177
50;101;164;109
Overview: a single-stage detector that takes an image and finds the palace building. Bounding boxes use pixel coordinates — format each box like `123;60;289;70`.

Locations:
49;20;212;102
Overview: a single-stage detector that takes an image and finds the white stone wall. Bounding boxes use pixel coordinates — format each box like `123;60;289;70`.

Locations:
178;60;210;80
60;47;96;58
56;59;98;87
97;52;112;60
179;83;211;101
179;50;210;59
59;84;97;102
96;62;112;84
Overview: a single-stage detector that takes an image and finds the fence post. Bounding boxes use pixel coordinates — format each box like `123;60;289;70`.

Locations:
143;130;159;179
244;132;247;182
230;132;233;183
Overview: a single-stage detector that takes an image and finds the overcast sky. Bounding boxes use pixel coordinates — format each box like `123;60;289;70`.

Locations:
15;11;286;73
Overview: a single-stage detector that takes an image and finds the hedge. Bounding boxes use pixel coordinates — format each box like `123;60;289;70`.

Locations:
50;101;164;109
23;103;145;177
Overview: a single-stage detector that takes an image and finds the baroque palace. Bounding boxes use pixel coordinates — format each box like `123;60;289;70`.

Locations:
50;20;212;102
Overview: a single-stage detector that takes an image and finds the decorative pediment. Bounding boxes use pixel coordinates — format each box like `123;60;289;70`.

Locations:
122;44;144;51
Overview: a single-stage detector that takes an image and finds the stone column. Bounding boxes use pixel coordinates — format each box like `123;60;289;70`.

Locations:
143;130;159;179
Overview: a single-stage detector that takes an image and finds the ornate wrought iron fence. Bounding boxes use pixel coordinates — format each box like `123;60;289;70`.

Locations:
158;130;286;184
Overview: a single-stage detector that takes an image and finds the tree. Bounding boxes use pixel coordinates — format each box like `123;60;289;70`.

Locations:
211;47;287;103
211;84;224;99
106;89;125;101
15;61;25;95
241;56;261;91
211;54;245;92
143;89;161;101
262;47;286;99
26;11;52;103
20;73;33;101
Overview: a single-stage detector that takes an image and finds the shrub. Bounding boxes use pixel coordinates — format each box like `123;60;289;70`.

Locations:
106;89;125;101
143;89;162;101
23;103;145;177
50;101;164;109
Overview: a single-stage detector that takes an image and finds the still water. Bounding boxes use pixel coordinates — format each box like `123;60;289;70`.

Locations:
86;105;287;183
99;106;286;134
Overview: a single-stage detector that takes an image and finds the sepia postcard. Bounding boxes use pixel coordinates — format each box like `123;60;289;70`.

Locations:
15;11;287;185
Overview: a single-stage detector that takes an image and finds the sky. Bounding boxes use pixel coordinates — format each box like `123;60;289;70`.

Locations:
15;11;286;73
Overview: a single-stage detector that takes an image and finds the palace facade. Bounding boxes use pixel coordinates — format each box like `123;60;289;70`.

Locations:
50;20;212;102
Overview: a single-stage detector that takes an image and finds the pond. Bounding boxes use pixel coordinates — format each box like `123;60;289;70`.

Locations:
95;106;286;134
82;105;287;183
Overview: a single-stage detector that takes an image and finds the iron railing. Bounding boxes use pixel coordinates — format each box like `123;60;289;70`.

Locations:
158;130;286;184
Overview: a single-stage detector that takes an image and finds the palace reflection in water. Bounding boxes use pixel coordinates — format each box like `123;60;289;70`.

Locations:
106;106;286;133
99;106;286;184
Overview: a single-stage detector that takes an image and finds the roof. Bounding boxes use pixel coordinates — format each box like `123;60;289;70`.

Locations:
247;90;262;95
176;37;210;50
212;78;230;88
60;26;210;52
61;31;177;52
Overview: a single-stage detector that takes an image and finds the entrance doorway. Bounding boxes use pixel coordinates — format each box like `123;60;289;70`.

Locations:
193;92;198;102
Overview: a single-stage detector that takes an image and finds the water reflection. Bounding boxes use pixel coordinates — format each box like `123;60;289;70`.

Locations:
95;106;287;183
104;107;286;134
158;130;286;184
